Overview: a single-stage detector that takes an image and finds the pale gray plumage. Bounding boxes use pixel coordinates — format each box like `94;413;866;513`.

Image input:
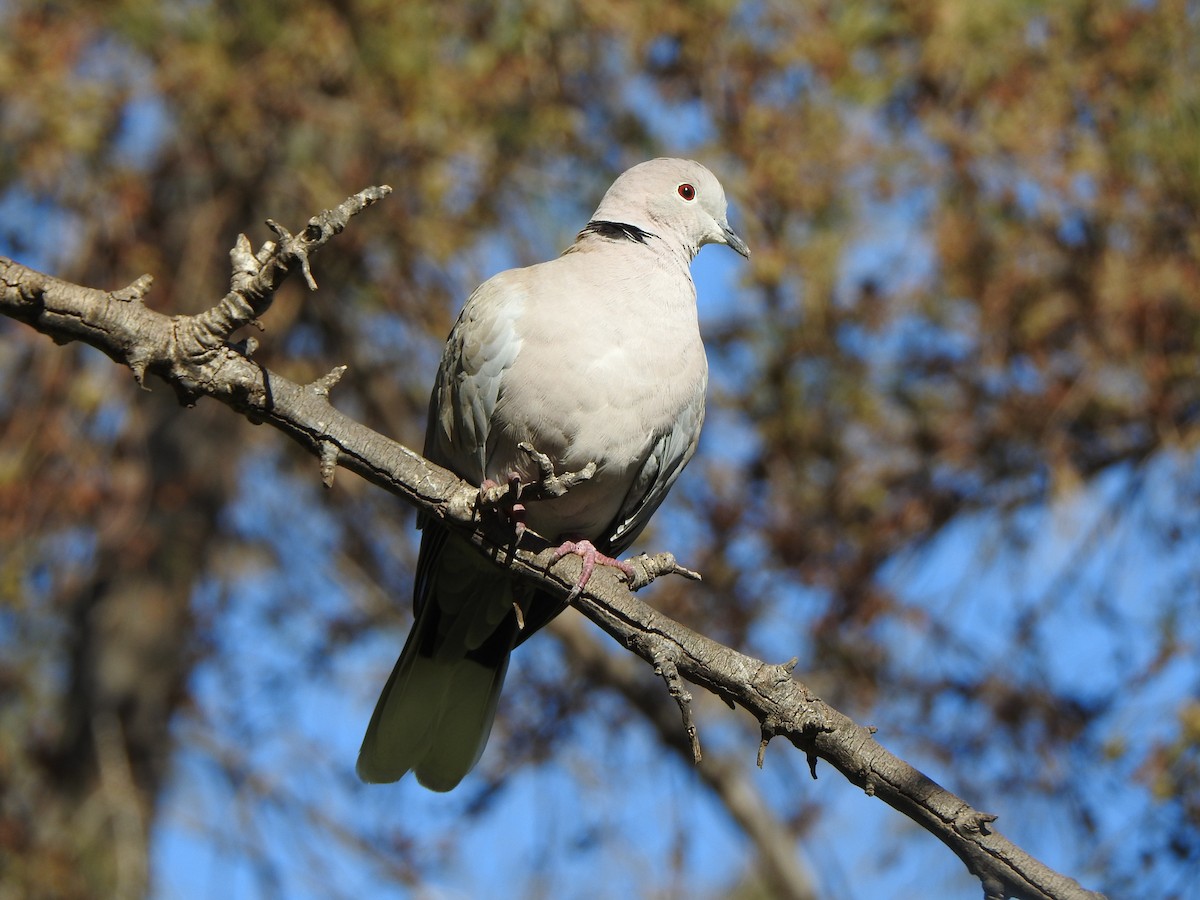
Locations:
357;158;749;790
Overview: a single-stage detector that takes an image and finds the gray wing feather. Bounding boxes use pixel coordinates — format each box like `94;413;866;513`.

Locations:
425;272;526;480
362;268;529;789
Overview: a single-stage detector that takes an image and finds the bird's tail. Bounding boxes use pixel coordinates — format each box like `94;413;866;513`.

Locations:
356;530;519;791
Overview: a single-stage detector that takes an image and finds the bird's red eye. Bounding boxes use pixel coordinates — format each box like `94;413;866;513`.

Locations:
678;183;696;201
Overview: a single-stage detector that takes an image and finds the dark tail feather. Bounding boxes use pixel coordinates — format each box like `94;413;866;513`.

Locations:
356;529;519;790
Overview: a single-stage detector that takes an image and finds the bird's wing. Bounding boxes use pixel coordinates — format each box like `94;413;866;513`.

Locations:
605;379;707;556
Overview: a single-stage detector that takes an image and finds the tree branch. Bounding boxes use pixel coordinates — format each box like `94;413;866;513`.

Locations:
0;189;1105;900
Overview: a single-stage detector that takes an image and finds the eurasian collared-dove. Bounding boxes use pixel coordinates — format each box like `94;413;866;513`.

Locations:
357;158;750;790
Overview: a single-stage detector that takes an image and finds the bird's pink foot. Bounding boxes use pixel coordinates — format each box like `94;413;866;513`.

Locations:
550;539;636;599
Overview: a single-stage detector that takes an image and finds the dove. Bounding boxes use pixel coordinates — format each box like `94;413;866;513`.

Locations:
357;158;750;790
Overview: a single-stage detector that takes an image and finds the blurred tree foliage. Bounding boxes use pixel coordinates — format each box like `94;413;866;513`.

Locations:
1;0;1198;897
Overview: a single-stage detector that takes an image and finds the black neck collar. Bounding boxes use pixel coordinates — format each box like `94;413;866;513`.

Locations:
577;220;657;245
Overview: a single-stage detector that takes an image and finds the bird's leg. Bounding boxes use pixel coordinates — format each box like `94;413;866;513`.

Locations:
506;474;528;543
478;472;528;542
475;448;597;554
550;539;636;601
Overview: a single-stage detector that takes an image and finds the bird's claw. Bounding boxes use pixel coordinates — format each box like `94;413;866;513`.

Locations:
477;473;527;543
550;539;636;600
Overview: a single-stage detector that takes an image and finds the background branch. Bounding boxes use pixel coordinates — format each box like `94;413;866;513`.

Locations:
0;192;1104;900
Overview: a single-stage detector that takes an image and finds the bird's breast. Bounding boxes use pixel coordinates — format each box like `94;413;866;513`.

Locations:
487;320;705;541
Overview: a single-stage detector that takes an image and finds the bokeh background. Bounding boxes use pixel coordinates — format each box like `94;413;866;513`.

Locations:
2;2;1199;898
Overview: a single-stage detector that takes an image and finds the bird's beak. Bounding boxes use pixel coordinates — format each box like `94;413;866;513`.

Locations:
722;223;750;258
